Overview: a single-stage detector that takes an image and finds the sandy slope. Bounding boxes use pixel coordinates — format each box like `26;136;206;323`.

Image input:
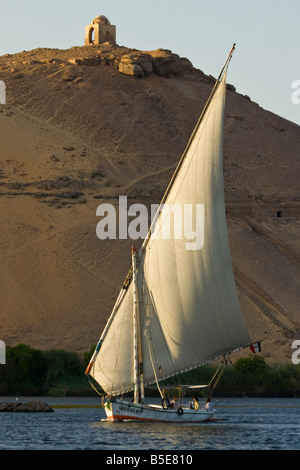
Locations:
0;44;299;362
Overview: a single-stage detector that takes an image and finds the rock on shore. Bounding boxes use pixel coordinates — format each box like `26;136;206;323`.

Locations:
0;401;54;412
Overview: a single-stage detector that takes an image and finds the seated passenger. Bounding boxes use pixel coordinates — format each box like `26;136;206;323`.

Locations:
203;397;213;411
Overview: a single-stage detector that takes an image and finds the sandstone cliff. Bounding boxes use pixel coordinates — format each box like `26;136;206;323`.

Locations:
0;44;299;363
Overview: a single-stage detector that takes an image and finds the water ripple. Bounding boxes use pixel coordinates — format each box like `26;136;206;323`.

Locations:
0;397;300;450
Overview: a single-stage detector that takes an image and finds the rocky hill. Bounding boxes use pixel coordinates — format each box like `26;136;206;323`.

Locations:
0;43;299;363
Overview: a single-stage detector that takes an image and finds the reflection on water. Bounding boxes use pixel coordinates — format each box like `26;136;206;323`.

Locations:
0;397;300;450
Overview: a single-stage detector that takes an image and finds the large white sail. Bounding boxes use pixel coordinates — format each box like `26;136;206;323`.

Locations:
88;56;251;396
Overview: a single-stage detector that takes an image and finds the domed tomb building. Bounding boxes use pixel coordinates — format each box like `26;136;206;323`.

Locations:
84;16;116;45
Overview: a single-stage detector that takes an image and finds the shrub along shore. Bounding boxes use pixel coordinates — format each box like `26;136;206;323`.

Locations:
0;344;299;398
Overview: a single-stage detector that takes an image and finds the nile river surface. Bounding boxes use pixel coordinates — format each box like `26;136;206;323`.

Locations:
0;396;299;451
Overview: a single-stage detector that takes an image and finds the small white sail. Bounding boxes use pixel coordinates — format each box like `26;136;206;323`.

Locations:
88;52;251;397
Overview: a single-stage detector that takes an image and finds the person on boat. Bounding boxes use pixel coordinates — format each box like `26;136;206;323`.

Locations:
170;397;178;409
190;396;199;410
203;397;213;411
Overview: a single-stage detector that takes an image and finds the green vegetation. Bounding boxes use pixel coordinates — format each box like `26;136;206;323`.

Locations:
164;355;300;398
0;344;95;396
0;344;299;397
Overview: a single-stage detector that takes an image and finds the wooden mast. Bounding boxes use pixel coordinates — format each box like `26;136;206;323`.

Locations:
131;245;144;403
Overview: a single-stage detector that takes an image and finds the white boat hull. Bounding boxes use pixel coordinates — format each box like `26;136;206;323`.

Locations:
104;399;215;423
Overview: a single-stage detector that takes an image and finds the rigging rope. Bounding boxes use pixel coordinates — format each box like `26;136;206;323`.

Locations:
87;376;104;397
206;356;229;396
145;331;164;399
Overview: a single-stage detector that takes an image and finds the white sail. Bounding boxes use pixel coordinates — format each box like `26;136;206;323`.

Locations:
88;59;251;397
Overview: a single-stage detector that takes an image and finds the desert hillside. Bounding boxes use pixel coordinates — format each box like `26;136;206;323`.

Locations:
0;43;299;363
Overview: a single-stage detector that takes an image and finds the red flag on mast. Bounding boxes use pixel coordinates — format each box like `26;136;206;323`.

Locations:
250;342;261;353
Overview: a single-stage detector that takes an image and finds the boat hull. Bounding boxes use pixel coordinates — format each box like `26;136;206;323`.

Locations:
104;399;215;423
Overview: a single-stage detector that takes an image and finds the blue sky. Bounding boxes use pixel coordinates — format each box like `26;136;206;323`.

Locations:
0;0;299;125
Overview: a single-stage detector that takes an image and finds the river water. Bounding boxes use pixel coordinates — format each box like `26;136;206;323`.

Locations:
0;396;299;452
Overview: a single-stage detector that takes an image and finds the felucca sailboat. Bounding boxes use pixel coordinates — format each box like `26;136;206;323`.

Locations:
85;44;259;422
